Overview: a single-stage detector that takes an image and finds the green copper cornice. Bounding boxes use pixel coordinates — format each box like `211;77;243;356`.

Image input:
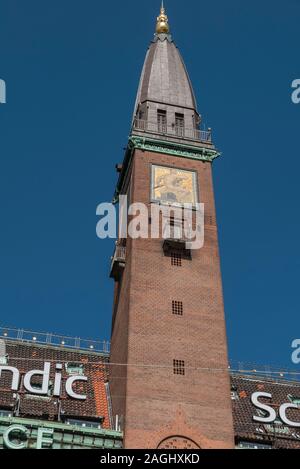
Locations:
113;136;221;204
129;136;220;162
0;416;123;449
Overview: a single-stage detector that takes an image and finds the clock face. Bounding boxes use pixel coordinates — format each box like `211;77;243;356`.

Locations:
157;436;200;449
151;165;198;206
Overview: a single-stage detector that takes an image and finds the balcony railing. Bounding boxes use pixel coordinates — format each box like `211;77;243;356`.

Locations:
0;326;110;354
110;244;126;280
132;119;212;143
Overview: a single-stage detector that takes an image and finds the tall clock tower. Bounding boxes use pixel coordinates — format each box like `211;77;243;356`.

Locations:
109;5;234;449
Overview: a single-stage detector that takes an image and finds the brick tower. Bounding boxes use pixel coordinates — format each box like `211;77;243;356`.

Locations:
109;5;234;449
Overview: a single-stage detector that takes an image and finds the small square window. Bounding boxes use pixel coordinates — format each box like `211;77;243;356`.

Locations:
65;363;84;376
237;441;272;450
175;113;185;137
157;110;167;133
172;301;183;316
231;390;239;401
171;252;182;267
173;360;185;375
0;409;13;418
0;355;8;365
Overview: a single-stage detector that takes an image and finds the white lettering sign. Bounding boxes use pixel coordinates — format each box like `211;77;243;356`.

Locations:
3;425;54;449
0;362;88;400
251;392;300;428
3;425;29;450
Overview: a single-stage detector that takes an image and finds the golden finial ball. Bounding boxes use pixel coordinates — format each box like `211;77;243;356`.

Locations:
156;8;170;34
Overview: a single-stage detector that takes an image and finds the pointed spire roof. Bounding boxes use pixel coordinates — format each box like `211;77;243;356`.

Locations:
133;5;198;118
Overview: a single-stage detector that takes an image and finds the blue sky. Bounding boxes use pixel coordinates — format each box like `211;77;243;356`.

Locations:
0;0;299;371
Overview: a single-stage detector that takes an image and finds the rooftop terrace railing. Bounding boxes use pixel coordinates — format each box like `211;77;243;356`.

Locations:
132;119;212;143
0;326;110;354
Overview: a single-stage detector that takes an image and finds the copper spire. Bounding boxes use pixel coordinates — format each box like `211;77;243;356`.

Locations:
156;2;170;34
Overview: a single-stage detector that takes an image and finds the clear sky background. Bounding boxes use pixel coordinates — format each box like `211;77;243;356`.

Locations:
0;0;299;370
